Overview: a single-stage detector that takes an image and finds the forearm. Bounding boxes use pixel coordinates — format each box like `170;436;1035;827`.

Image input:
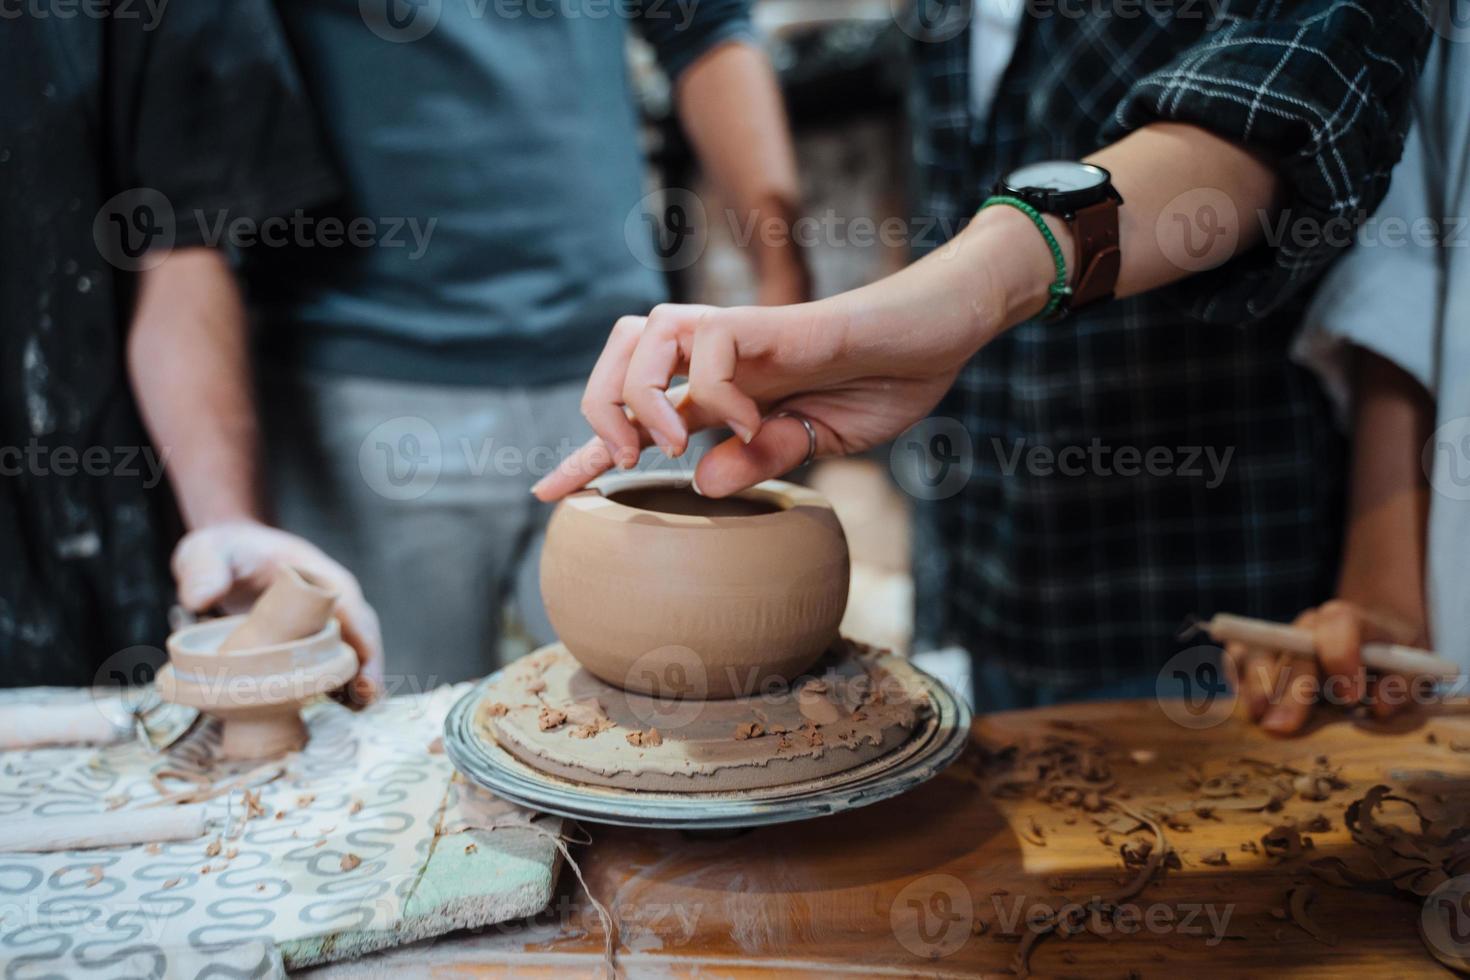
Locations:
825;122;1283;363
675;40;805;292
127;248;266;529
1334;347;1432;640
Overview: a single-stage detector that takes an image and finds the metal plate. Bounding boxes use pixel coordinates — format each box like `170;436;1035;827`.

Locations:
443;660;972;830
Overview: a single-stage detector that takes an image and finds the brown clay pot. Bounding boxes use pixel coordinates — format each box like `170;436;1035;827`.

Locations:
158;615;357;760
540;475;850;699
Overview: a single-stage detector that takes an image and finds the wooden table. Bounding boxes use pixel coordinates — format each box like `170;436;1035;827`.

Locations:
308;698;1470;977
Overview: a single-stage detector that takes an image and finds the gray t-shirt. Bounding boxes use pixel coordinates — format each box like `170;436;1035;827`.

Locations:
247;0;751;386
1296;37;1470;666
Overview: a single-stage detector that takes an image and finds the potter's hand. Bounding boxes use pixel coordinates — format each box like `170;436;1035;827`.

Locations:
1224;600;1426;735
171;522;384;706
530;207;1049;501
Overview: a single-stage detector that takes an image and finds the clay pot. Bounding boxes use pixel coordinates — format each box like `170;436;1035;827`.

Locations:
158;615;357;760
540;475;850;698
219;565;338;653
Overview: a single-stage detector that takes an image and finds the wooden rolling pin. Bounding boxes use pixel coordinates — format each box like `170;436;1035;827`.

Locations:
0;805;208;852
1199;613;1460;681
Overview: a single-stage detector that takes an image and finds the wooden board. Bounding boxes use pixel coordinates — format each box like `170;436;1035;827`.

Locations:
304;698;1470;977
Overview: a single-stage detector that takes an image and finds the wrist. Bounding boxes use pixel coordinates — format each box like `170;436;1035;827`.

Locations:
971;202;1078;326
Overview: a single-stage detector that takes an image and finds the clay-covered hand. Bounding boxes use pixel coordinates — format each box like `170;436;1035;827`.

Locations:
171;521;384;706
1224;600;1426;735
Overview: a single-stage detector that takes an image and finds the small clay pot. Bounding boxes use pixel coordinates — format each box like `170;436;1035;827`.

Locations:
540;475;849;699
158;616;357;760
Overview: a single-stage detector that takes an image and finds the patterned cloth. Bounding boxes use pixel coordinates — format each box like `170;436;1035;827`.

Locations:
906;0;1431;686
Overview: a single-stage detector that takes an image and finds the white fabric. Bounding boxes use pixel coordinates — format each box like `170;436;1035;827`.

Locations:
1294;39;1470;668
968;0;1026;125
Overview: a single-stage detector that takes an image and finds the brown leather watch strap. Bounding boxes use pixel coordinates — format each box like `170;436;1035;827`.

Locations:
1064;198;1122;312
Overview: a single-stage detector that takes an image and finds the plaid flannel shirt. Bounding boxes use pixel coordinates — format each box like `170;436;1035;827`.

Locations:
907;0;1431;687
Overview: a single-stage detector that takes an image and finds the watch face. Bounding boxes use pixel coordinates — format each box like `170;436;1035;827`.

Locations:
1006;161;1110;193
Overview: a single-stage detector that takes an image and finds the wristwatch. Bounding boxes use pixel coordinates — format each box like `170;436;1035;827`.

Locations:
994;161;1123;317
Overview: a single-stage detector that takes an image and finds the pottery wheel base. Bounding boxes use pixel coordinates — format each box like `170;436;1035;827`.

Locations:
444;640;972;829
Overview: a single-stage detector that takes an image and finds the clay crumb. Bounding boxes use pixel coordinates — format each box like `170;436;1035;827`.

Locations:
204;839;222;858
464;842;478;855
145;843;162;856
242;790;266;820
482;702;509;718
340;853;362;872
296;794;316;808
625;729;663;748
275;811;286;821
225;848;238;860
163;878;180;890
256;883;266;892
427;737;445;754
1200;850;1229;866
349;798;364;815
538;708;567;732
735;721;765;740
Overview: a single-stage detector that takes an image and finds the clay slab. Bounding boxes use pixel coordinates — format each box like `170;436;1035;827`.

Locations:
478;640;932;792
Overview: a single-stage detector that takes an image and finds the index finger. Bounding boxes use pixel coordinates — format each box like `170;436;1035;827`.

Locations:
531;436;617;502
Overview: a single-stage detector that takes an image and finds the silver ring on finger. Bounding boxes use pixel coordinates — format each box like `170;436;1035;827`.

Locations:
771;410;818;467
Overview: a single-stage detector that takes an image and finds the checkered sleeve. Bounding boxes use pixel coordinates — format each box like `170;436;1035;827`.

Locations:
1105;0;1431;323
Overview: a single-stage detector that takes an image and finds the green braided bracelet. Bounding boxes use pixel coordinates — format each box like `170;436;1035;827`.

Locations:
979;195;1070;320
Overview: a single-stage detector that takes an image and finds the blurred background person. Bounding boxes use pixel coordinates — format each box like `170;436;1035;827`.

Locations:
243;0;809;686
534;0;1431;716
1;2;382;696
1227;31;1468;734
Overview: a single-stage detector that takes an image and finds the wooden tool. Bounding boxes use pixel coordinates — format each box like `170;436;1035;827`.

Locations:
1197;613;1460;681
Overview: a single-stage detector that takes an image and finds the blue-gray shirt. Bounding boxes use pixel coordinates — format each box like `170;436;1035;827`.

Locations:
248;0;750;385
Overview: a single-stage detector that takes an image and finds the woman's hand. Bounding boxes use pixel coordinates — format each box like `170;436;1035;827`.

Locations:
533;206;1057;501
1224;600;1428;735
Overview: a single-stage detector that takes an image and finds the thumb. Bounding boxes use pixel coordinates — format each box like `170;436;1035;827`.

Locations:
171;532;235;611
691;414;821;498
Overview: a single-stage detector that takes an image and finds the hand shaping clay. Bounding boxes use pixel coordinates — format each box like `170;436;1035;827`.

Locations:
540;476;850;698
478;639;930;792
158;566;355;760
